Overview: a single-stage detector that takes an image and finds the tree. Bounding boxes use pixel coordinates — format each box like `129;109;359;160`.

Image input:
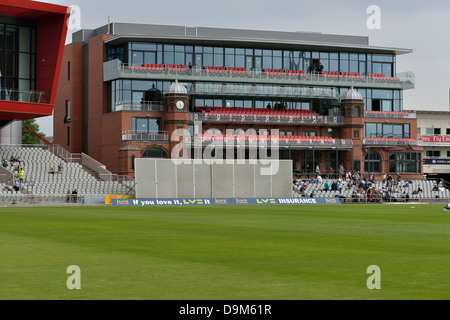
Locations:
22;119;47;145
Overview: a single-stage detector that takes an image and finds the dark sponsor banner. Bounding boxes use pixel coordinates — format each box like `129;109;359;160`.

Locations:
424;158;450;165
112;197;341;206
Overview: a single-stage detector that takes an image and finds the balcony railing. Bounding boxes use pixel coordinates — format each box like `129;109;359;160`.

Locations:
195;134;353;148
103;60;415;90
114;101;164;112
122;130;169;142
0;88;50;104
190;112;345;125
191;82;341;101
364;111;416;119
363;137;423;146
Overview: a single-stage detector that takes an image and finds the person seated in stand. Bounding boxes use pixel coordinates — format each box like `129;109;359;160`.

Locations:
2;159;7;168
323;180;330;191
48;168;55;175
432;185;439;191
317;175;323;184
204;105;210;113
266;103;271;109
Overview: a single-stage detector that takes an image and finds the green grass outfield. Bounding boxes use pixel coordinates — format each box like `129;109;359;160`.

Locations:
1;204;450;300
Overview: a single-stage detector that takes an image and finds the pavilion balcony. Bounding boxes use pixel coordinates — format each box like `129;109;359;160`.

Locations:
364;110;416;119
362;137;423;146
122;130;169;142
113;101;164;112
189;111;345;126
194;134;353;150
103;59;415;90
0;88;50;104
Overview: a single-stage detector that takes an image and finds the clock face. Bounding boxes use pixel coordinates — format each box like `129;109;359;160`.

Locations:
176;100;184;110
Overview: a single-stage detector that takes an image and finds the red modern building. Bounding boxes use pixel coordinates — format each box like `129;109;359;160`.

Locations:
0;0;69;143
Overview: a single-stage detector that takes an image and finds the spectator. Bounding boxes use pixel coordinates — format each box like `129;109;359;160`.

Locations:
57;163;63;174
13;180;20;192
324;181;329;191
72;189;78;203
328;167;335;179
339;164;344;179
18;168;24;183
2;159;7;168
48;168;55;175
317;175;323;184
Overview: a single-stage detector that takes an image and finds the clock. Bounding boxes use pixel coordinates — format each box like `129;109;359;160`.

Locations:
176;100;184;110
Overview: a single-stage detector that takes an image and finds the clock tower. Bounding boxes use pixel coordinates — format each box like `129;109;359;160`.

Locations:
163;80;191;158
164;80;190;113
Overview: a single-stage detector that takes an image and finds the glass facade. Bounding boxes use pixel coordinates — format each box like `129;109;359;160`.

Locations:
0;23;36;92
106;41;404;113
109;42;396;76
109;79;172;111
338;87;403;112
364;123;410;139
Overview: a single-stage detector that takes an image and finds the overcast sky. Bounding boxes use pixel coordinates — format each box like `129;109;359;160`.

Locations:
36;0;450;135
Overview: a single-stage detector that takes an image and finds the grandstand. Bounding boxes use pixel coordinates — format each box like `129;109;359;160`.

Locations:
292;176;450;202
0;145;133;200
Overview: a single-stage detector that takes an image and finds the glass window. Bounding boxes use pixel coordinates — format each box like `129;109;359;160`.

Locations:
132;43;157;51
393;125;403;138
175;52;184;65
364;151;381;173
426;150;440;157
382;100;392;112
273;56;282;69
365;123;377;137
19;27;30;52
143;147;167;158
136;118;148;132
132;52;143;66
389;152;421;173
225;54;234;67
203;53;213;67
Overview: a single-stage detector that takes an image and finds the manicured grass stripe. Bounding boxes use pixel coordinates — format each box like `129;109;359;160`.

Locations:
0;204;449;299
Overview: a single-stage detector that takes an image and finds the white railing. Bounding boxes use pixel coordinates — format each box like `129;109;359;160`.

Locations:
50;144;82;164
364;111;416;119
114;101;164;112
191;112;345;125
121;130;169;142
363;138;423;146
